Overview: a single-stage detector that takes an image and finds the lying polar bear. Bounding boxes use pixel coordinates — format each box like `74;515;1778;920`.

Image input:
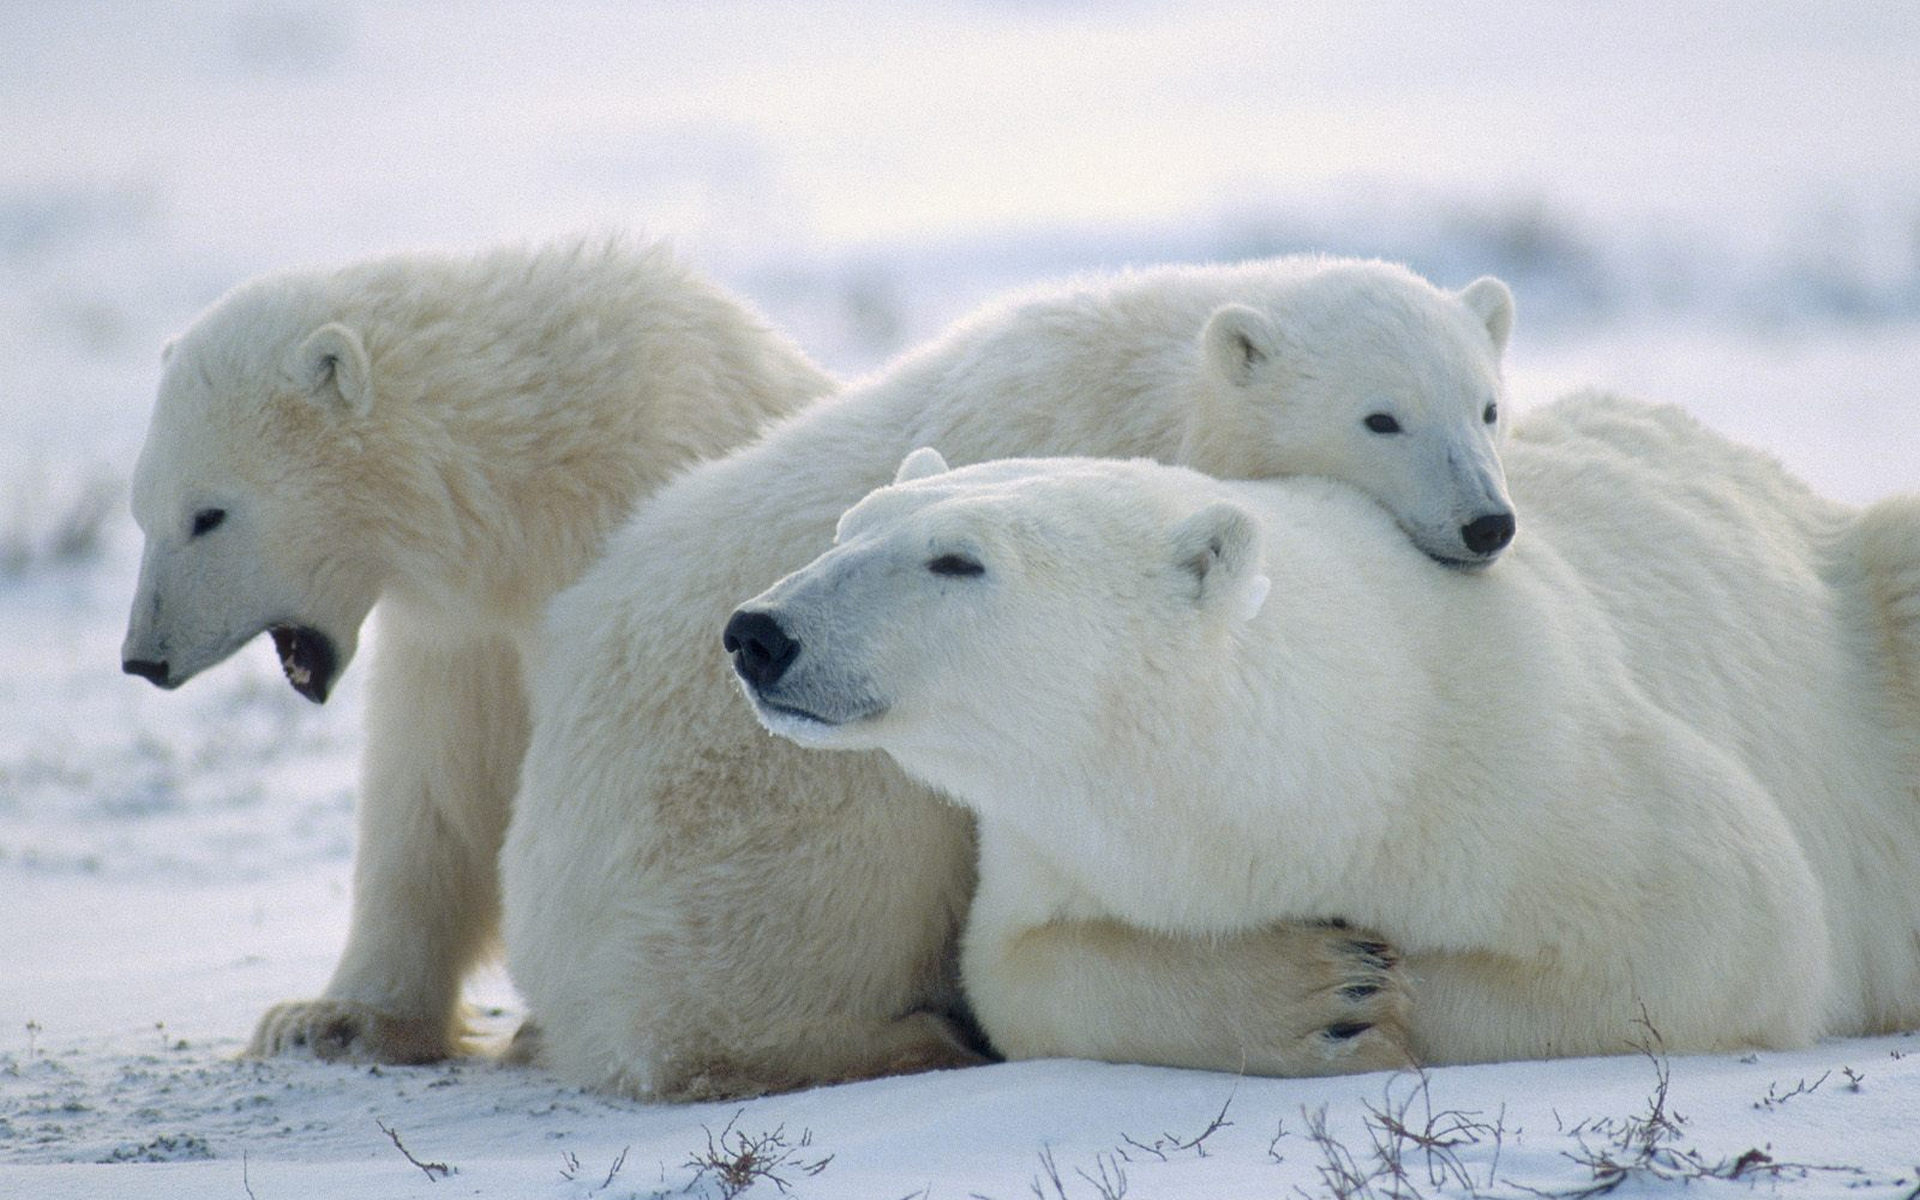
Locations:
505;255;1515;1098
730;394;1920;1067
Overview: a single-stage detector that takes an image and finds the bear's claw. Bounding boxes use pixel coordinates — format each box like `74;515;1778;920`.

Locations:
1344;939;1398;970
1308;923;1414;1072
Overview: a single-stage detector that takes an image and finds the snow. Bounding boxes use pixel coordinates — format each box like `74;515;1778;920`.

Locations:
7;867;1919;1200
4;1;1920;1196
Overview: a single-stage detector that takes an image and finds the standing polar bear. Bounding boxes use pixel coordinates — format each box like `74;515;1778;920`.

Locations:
502;255;1515;1099
121;238;832;1063
731;399;1920;1069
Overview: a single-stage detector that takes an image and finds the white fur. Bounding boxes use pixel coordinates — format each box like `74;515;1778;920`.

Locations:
1184;264;1515;565
122;237;830;1062
501;255;1499;1099
741;396;1920;1067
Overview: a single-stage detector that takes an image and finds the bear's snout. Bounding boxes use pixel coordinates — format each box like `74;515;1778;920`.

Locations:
122;657;173;688
1459;511;1516;558
724;608;800;691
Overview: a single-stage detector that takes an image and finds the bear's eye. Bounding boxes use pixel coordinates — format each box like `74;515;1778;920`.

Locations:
190;508;227;538
1363;413;1402;435
1483;402;1499;425
927;553;984;578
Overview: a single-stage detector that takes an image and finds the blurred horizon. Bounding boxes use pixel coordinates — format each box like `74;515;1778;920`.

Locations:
4;0;1919;504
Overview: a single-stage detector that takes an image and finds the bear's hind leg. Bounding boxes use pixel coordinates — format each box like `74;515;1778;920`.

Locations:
1856;494;1920;727
653;1009;992;1103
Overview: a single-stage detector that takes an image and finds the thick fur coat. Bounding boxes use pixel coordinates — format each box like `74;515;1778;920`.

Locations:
122;238;831;1062
501;255;1514;1097
736;397;1920;1067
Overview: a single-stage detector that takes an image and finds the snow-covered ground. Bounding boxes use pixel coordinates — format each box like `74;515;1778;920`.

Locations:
4;2;1920;1196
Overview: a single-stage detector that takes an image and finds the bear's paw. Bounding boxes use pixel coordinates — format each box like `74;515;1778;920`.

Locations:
1283;921;1416;1075
245;999;455;1065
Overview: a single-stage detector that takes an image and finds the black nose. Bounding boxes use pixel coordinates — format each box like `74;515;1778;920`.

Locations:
723;609;800;690
1460;512;1516;557
123;658;171;687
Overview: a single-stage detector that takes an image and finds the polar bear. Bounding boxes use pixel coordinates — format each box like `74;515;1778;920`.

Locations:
730;408;1920;1069
120;238;832;1063
1858;494;1920;724
501;255;1513;1099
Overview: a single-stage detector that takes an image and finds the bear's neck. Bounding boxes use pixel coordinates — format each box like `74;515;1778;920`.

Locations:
957;503;1450;937
339;253;830;639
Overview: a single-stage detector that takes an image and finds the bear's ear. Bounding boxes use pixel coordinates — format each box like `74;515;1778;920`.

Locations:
1458;276;1515;356
160;338;176;364
894;446;950;484
1171;500;1270;621
1201;304;1281;388
289;323;374;415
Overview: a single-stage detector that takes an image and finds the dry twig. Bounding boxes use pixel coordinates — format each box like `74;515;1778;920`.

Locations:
376;1119;453;1182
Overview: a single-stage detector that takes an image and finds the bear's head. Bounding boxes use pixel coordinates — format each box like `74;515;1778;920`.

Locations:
724;449;1271;805
121;278;389;703
1181;262;1515;569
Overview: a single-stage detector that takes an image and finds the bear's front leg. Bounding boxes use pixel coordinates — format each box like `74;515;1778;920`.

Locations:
247;630;527;1064
962;825;1412;1076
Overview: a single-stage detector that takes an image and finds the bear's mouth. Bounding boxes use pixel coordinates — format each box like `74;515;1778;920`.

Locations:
1426;552;1496;571
270;624;338;704
756;696;844;727
744;689;888;747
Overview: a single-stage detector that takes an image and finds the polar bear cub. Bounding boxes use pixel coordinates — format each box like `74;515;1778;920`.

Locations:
1182;267;1515;566
730;403;1920;1068
122;238;831;1064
